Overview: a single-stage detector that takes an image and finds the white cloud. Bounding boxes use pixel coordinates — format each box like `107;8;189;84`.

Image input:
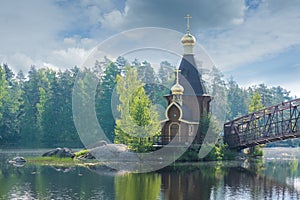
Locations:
0;53;37;72
62;36;96;49
50;47;93;68
0;1;66;54
100;6;128;30
200;0;300;70
0;0;100;72
0;47;92;73
0;0;66;71
63;38;78;46
99;0;246;31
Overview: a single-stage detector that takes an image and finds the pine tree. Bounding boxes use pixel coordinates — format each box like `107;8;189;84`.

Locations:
96;61;121;142
0;65;23;146
0;67;7;121
226;78;248;121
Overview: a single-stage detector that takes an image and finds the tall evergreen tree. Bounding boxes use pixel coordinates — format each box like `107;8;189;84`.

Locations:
0;65;22;146
271;86;292;105
39;69;60;147
254;84;273;107
226;77;248;121
0;66;6;121
156;61;175;108
3;64;15;86
58;69;82;147
96;61;121;142
158;61;175;84
0;66;8;145
19;67;53;147
135;61;158;102
208;66;227;124
40;69;82;147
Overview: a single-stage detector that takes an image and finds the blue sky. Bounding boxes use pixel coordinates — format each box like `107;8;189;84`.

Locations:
0;0;300;96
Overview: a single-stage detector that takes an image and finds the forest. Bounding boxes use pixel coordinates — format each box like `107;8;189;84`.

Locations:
0;56;296;148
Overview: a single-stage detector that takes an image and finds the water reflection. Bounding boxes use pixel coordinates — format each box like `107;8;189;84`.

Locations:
158;161;300;200
222;165;300;199
1;149;300;199
0;162;115;199
159;163;223;200
115;173;161;200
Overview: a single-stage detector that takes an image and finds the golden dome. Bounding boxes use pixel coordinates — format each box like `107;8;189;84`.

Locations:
181;33;196;46
171;82;184;95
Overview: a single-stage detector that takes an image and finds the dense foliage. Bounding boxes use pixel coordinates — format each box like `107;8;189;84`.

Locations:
0;64;82;148
0;58;296;148
114;67;161;152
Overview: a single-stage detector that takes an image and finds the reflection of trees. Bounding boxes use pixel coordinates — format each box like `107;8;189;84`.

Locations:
158;161;300;199
0;164;115;199
263;159;299;183
224;164;300;199
115;173;161;200
159;164;223;200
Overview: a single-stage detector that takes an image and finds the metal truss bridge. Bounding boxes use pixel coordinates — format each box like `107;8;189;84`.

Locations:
224;98;300;150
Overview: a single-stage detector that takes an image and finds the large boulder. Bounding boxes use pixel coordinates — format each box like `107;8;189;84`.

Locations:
89;143;139;162
42;147;75;158
88;140;108;149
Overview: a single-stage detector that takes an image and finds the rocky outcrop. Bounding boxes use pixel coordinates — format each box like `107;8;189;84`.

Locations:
89;143;139;162
8;156;26;167
88;140;108;149
80;140;139;162
42;147;75;158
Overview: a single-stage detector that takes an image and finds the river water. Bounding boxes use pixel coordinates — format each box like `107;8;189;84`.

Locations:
1;148;300;200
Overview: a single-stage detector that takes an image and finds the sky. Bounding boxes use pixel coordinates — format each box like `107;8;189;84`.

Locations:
0;0;300;96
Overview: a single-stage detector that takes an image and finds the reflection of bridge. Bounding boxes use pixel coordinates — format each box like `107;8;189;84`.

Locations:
224;98;300;150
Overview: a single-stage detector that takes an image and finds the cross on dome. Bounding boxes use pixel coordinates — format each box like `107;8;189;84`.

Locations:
181;14;196;54
184;14;192;34
171;68;184;95
175;69;181;84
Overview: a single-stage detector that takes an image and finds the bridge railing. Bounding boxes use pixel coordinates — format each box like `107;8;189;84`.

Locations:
224;98;300;149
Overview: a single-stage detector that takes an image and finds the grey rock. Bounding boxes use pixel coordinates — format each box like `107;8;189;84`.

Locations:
88;140;108;149
8;156;26;167
90;144;139;162
42;147;75;158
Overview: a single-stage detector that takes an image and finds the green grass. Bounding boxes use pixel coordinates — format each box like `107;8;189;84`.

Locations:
26;156;79;166
74;149;89;158
26;155;104;168
26;149;90;166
